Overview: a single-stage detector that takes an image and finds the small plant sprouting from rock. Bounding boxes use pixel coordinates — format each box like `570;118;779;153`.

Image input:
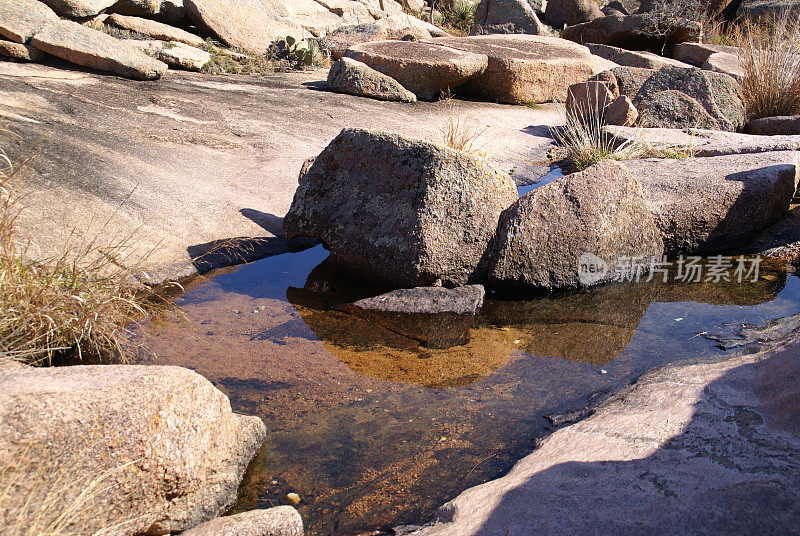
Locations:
439;94;487;156
551;86;646;170
437;1;477;36
0;136;172;366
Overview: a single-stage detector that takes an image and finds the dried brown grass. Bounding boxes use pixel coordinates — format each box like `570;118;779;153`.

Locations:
439;95;487;155
736;12;800;120
0;137;170;366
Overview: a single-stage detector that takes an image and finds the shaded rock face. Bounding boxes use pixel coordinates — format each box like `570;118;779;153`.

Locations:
638;89;721;129
610;65;655;97
489;160;664;291
0;40;45;62
106;13;205;47
673;42;739;66
587;43;691;70
745;115;800;136
180;507;303;536
352;285;486;315
633;65;744;131
624;151;800;255
560;13;701;52
283;128;518;288
344;40;488;101
471;0;546;35
545;0;603;29
327;57;417;102
0;0;59;44
0;365;266;535
428;34;603;104
736;0;800;20
30;20;168;80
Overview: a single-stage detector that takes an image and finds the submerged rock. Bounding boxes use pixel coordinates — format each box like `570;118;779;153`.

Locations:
30;20;168;80
352;285;485;315
180;507;303;536
283;128;517;288
412;334;800;536
489;160;664;291
625;151;800;255
327;57;417;102
0;364;266;535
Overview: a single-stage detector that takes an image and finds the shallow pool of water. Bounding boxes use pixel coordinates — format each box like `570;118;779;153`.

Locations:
138;246;799;535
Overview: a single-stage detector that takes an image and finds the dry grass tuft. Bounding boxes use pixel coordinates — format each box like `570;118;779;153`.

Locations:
736;12;800;120
0;138;170;366
551;88;648;170
439;95;487;155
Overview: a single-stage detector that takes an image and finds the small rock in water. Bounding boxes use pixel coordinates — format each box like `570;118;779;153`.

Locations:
286;492;301;505
601;369;608;374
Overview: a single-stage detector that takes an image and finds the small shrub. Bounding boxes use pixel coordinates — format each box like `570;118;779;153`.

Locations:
438;0;476;36
736;12;800;120
551;87;647;170
439;95;487;155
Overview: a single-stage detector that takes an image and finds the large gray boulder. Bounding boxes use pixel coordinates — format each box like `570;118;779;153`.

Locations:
471;0;547;35
39;0;116;18
624;151;800;254
745;115;800;136
736;0;800;20
283;129;518;287
488;160;664;291
327;57;417;102
30;20;168;80
427;35;605;104
560;13;701;51
633;66;744;132
343;41;488;101
183;0;303;54
180;507;303;536
0;365;266;535
0;0;59;44
545;0;603;29
638;89;722;129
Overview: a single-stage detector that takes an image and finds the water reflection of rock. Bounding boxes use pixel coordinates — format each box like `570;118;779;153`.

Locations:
287;258;788;385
